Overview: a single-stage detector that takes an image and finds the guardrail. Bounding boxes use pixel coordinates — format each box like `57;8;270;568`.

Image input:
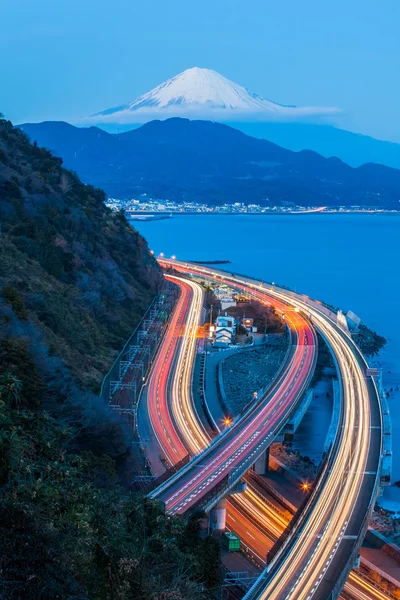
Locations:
100;281;180;425
241;315;348;598
244;321;382;600
199;352;220;433
328;386;382;600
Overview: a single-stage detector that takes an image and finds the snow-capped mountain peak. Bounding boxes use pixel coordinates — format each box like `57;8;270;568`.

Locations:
122;67;289;112
90;67;338;124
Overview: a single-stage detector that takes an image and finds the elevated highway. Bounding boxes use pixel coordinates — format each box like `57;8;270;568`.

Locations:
141;274;307;546
158;260;382;600
149;277;317;515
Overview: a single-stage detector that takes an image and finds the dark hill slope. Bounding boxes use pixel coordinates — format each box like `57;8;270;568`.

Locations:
20;117;400;208
0;117;220;600
0;116;162;390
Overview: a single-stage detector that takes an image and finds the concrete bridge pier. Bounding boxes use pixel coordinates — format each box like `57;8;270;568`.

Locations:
253;447;270;475
210;498;227;530
209;480;247;531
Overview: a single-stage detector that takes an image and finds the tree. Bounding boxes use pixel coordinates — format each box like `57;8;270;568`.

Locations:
198;536;222;590
59;171;73;195
0;372;22;408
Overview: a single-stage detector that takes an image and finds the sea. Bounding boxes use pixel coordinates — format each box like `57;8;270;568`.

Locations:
132;213;400;510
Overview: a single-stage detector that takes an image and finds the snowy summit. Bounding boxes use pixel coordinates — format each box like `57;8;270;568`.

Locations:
90;67;338;124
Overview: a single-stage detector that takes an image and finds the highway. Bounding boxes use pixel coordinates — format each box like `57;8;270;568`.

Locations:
143;275;200;468
243;293;381;600
344;572;395;600
142;274;300;560
157;260;382;600
141;261;385;599
227;474;392;600
168;275;209;456
149;289;317;515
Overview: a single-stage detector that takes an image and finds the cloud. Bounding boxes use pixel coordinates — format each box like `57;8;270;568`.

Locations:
78;104;341;126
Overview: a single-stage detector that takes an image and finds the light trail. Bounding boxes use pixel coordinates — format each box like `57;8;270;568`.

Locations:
156;260;382;600
343;572;394;600
168;275;210;455
229;477;393;600
242;292;374;600
147;275;298;563
146;275;192;463
150;307;316;515
149;265;317;522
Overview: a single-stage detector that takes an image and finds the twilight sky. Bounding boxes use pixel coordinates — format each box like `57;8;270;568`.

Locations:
1;0;399;142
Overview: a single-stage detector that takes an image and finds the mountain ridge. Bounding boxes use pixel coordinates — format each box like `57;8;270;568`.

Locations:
75;66;400;169
19;117;400;209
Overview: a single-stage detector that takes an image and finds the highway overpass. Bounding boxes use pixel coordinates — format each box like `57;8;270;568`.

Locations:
156;260;383;600
148;275;317;517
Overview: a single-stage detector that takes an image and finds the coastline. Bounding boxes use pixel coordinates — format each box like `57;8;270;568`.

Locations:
127;209;400;218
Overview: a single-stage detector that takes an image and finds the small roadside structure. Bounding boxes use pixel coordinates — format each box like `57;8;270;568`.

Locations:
220;295;236;311
241;317;257;332
222;532;241;552
214;314;236;347
213;285;237;311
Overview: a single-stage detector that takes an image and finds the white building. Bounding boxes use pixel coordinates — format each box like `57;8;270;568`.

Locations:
214;315;236;347
220;295;236;311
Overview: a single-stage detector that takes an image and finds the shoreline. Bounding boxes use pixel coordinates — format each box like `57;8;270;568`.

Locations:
127;210;400;217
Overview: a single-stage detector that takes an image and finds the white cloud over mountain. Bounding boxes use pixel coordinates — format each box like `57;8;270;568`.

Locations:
83;67;340;124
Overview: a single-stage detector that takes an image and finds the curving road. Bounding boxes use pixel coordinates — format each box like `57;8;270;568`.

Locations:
139;275;209;469
141;262;386;599
149;294;317;515
143;274;302;559
227;473;392;600
158;260;381;600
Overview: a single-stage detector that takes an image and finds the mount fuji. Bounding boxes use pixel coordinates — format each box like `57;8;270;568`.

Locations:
89;67;338;124
38;66;400;169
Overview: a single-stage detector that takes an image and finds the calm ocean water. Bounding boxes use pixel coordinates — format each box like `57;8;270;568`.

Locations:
132;214;400;508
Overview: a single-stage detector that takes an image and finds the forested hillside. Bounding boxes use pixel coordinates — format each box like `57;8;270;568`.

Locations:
0;115;219;599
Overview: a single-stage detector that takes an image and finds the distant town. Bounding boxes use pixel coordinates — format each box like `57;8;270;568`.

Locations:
105;197;399;217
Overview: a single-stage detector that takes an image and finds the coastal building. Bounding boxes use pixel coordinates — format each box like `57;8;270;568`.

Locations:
220;295;236;311
214;286;237;310
214;315;236;348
